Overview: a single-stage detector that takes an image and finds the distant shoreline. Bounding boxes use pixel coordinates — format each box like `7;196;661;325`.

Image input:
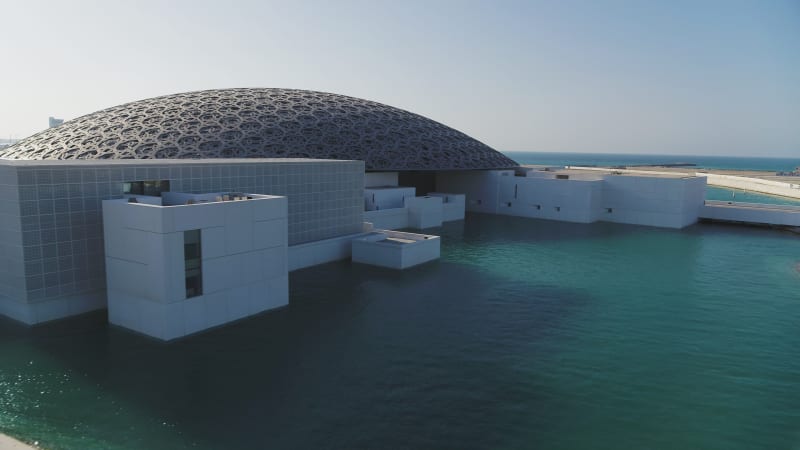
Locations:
503;151;799;173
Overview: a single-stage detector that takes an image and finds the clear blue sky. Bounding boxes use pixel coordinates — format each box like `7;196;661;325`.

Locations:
1;0;798;156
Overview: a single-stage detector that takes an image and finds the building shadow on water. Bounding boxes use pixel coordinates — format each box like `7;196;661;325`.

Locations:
0;235;599;450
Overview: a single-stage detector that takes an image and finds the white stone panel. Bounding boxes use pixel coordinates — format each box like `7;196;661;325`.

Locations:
224;221;254;255
243;250;263;282
365;187;416;211
201;226;227;260
107;290;143;332
405;196;443;229
173;203;226;232
265;275;289;309
203;291;228;328
183;297;206;336
123;204;161;233
33;298;69;323
247;279;270;314
252;196;287;221
428;193;465;222
203;256;233;294
162;301;185;341
137;298;167;340
261;245;287;280
226;285;251;322
66;292;106;316
363;208;409;230
287;232;367;271
106;258;150;299
253;219;288;250
0;297;35;324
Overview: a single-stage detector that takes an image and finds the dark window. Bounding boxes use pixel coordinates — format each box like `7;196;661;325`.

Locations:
123;180;170;197
556;174;569;180
184;230;202;298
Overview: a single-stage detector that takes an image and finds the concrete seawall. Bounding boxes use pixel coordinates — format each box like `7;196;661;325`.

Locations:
701;201;800;227
0;433;36;449
701;173;800;200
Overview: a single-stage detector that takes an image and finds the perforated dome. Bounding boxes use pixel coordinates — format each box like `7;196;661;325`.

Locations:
2;88;518;171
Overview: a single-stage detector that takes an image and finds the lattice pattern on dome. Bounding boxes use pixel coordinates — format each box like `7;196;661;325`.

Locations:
2;88;518;171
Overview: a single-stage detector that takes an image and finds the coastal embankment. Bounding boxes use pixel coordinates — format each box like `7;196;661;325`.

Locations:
701;173;800;199
0;434;36;449
566;166;800;200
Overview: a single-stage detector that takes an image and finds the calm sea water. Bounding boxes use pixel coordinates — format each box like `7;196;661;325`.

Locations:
1;215;799;449
706;186;800;206
503;151;799;172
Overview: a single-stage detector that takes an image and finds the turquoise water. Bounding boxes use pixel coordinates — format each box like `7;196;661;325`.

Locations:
503;151;799;172
706;186;800;206
2;215;800;449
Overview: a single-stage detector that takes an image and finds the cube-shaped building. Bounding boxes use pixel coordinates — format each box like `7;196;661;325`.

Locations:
103;192;288;340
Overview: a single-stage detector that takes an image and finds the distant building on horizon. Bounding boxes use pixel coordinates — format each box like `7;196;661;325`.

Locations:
48;116;63;128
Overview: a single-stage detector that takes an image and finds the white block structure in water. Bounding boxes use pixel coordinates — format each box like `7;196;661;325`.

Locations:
437;167;706;229
362;185;466;231
351;230;440;269
405;196;444;229
102;192;288;340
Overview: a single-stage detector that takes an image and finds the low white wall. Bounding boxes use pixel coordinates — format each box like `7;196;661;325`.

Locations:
352;231;440;269
364;187;416;211
428;193;466;221
438;169;705;229
288;232;371;271
601;175;705;228
436;170;515;214
362;195;463;231
567;166;689;177
405;196;443;229
123;194;162;205
504;177;602;223
0;291;106;325
702;173;800;199
363;208;409;230
701;201;800;226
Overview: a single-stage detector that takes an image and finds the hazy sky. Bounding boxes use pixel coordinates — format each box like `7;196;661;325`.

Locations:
1;0;798;156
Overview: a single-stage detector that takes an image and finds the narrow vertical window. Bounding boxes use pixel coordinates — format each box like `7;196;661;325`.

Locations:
184;230;202;298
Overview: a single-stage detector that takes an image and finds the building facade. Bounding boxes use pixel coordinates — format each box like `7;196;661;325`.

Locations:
0;158;363;327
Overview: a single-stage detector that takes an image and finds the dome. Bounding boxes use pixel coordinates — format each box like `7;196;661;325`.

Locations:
2;88;518;171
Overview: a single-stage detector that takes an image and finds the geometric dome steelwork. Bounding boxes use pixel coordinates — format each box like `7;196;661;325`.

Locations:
2;88;518;171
